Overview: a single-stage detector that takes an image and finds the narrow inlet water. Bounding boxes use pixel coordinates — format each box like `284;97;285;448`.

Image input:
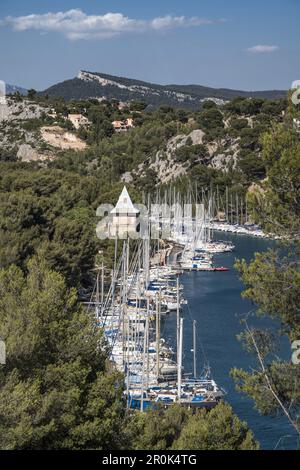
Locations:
162;232;299;450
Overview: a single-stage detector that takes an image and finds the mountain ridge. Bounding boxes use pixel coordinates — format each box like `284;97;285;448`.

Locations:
5;84;28;96
41;70;286;108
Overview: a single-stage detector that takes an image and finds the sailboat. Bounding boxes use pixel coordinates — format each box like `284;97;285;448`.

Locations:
89;186;224;411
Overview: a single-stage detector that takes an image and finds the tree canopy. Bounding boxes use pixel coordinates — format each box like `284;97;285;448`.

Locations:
0;257;127;449
232;105;300;438
129;402;258;450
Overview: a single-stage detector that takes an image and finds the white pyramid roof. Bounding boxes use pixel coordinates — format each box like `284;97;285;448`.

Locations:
110;186;139;214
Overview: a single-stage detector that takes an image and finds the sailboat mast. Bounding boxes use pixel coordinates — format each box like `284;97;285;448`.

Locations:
101;262;104;316
146;298;150;389
176;274;180;362
140;309;148;412
121;242;126;368
193;320;197;378
156;293;160;380
177;317;183;403
226;186;229;222
95;269;100;319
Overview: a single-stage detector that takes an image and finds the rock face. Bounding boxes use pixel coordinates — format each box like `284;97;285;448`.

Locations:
248;181;266;195
127;125;240;185
0;99;88;162
40;126;87;150
185;129;205;145
121;172;133;184
17;144;44;162
0;99;48;123
166;129;205;154
149;129;206;183
0;99;55;162
210;153;237;171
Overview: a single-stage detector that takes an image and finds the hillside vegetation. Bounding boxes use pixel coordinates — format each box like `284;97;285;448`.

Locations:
0;87;299;449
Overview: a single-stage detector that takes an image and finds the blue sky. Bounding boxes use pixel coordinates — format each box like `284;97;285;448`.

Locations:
0;0;299;91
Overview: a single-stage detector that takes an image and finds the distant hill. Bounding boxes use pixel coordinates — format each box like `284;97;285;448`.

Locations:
6;84;28;96
41;70;286;109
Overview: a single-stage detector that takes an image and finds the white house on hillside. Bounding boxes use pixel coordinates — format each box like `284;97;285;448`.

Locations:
67;113;90;130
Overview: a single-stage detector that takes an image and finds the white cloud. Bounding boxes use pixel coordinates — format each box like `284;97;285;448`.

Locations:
150;15;213;30
246;44;279;54
3;9;217;40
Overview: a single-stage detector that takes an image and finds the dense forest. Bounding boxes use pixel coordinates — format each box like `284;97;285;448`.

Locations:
0;87;299;449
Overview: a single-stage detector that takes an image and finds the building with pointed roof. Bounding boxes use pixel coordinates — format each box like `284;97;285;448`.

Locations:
109;186;140;238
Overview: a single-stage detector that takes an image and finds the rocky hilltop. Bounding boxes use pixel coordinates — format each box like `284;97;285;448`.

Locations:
41;70;286;109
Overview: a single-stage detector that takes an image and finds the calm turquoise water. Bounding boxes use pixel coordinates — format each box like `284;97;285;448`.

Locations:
162;232;299;450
